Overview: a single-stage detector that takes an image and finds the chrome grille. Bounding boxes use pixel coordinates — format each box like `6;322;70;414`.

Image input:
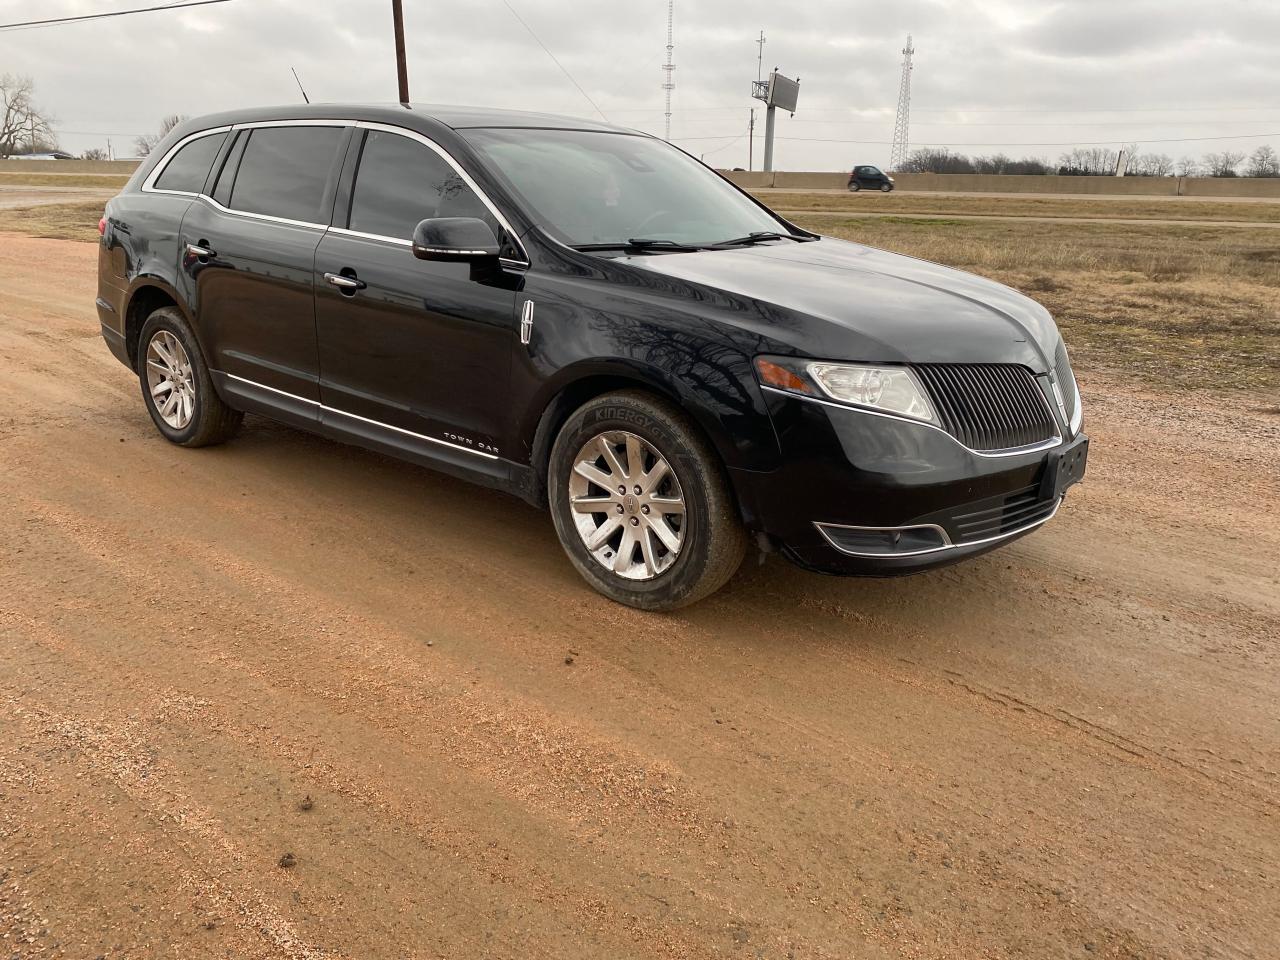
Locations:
912;363;1057;452
1053;339;1079;427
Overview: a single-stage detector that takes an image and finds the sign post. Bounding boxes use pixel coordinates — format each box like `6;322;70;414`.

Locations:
751;69;800;174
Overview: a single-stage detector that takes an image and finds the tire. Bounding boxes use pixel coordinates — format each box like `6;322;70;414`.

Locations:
847;182;861;192
137;306;242;447
547;390;747;611
880;183;893;192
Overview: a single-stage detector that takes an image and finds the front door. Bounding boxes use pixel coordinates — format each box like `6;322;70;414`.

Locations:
314;128;519;458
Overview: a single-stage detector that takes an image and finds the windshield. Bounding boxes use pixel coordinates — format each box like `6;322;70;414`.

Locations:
462;127;791;248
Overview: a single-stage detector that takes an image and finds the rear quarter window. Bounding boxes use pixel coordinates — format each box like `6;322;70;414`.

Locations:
228;126;345;224
153;132;227;194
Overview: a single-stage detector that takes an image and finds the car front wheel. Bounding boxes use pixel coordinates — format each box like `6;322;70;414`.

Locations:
881;183;893;192
547;391;746;610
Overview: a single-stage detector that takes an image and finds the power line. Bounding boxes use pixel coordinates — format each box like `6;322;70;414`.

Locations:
676;131;1280;147
0;0;232;31
499;0;608;122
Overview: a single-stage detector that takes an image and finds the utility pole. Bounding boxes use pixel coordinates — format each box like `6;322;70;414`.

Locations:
755;30;766;82
661;1;675;141
748;108;755;171
391;0;410;105
763;95;776;173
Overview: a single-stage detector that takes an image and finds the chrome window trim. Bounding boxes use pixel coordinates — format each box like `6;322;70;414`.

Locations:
352;120;530;267
141;125;233;196
221;372;500;461
815;498;1062;559
761;385;1063;458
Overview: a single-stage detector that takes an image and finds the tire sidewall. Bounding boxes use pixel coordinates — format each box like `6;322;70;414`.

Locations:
138;308;212;446
548;396;719;609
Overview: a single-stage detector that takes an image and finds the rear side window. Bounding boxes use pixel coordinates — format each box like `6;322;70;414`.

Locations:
348;130;497;240
228;126;344;224
153;132;226;194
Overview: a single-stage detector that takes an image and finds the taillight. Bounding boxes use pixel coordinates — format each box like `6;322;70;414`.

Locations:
98;217;107;236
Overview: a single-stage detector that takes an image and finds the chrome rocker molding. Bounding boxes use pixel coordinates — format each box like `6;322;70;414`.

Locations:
815;497;1063;559
220;372;500;461
761;385;1064;459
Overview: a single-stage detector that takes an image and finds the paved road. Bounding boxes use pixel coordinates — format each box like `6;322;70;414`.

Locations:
753;186;1280;204
1;236;1278;959
775;208;1280;229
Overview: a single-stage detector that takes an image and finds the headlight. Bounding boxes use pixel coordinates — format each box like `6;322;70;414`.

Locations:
755;356;937;425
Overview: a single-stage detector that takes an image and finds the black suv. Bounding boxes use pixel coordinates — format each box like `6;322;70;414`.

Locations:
848;165;895;192
97;104;1086;610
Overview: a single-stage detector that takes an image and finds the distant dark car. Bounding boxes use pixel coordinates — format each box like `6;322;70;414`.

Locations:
96;104;1085;610
848;165;895;192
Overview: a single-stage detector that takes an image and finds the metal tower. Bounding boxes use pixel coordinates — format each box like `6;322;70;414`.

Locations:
662;1;675;141
890;35;914;170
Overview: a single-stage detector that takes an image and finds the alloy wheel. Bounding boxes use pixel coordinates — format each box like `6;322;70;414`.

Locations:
145;329;196;430
568;430;686;581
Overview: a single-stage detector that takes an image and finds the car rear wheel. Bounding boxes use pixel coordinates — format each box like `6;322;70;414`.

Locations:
138;306;242;447
848;182;861;192
547;390;746;610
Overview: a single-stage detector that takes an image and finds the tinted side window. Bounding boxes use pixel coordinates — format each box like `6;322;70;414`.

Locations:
153;132;227;194
229;126;344;223
210;130;247;207
348;130;496;240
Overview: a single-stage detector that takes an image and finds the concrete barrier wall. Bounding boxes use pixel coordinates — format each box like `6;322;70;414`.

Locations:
720;169;1280;199
1;159;141;174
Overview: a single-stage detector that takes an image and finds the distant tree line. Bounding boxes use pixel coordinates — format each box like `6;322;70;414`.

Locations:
901;143;1280;178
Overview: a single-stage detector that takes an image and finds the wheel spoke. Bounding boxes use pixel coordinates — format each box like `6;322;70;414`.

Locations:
648;515;681;552
612;529;635;573
180;391;193;423
642;458;669;492
625;434;644;480
151;379;173;398
649;496;685;515
571;496;614;514
597;436;627;481
584;516;622;551
573;461;614;492
151;338;174;367
638;527;658;577
160;392;179;418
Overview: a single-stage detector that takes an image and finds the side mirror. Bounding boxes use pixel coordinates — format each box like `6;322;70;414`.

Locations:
411;217;501;262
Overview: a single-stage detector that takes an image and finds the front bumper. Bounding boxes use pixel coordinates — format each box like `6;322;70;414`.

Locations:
731;391;1086;576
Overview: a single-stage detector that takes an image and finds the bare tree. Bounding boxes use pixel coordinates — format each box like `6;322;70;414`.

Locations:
1245;145;1279;178
1129;153;1174;177
134;114;188;157
0;74;57;158
82;147;109;161
1203;151;1245;178
899;147;974;174
1058;147;1120;176
1176;156;1202;177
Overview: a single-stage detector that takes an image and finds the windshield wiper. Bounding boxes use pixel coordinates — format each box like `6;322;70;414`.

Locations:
710;231;812;248
571;238;703;253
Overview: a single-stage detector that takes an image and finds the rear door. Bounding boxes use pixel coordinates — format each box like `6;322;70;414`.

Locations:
313;126;520;458
178;123;350;410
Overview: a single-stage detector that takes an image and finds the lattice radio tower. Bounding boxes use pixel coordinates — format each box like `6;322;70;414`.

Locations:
662;1;676;141
890;35;914;170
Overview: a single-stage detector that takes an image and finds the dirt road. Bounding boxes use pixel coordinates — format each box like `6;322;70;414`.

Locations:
1;235;1278;959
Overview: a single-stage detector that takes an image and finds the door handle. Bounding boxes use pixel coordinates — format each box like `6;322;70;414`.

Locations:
324;271;366;293
186;242;215;260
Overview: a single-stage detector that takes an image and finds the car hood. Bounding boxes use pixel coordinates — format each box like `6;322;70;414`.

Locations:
619;237;1060;370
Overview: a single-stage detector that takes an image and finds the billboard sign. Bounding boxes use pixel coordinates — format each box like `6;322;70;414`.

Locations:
767;71;800;113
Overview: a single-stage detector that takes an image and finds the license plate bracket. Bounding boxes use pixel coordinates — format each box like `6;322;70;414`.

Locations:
1040;434;1089;501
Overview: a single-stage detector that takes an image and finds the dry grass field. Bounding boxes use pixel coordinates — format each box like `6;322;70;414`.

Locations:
3;196;1276;395
0;172;130;189
785;212;1280;393
756;188;1280;223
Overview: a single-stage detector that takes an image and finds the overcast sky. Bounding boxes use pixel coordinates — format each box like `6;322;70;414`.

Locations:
4;0;1279;169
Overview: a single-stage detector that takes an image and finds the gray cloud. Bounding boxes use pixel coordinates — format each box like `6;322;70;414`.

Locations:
4;0;1278;171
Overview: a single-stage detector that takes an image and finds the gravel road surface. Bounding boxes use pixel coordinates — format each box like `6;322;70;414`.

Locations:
1;236;1277;959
